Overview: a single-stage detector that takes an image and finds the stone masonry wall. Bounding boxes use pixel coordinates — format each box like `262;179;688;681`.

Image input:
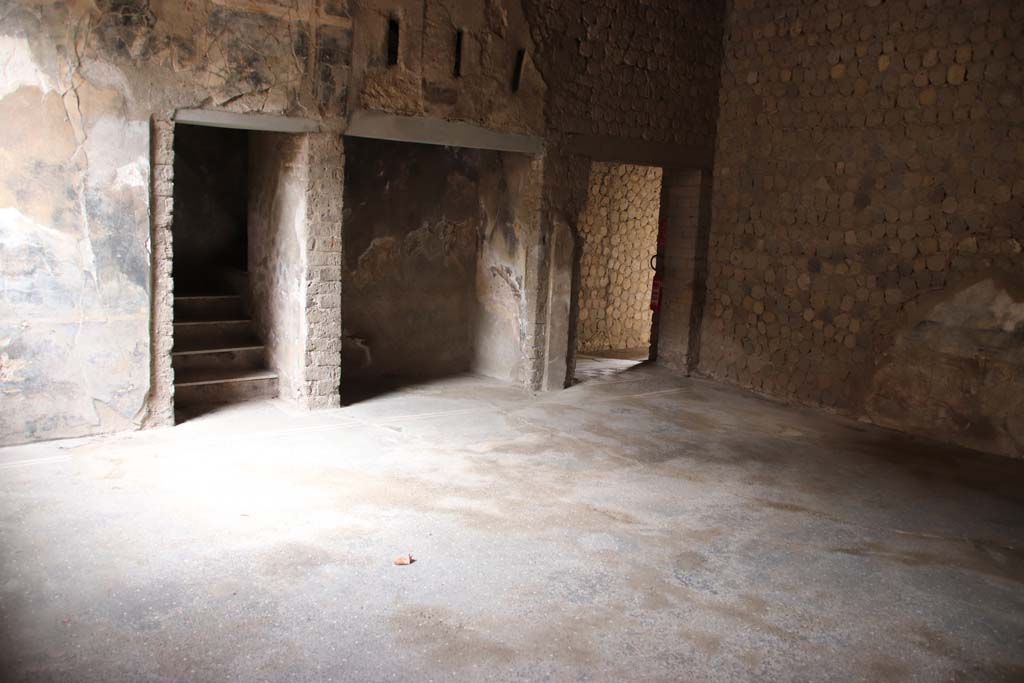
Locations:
524;0;725;146
146;118;176;429
577;163;662;353
244;131;342;410
700;0;1024;457
303;133;344;409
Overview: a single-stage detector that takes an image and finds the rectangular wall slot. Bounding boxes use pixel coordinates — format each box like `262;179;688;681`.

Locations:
387;17;400;66
511;49;525;92
453;29;464;78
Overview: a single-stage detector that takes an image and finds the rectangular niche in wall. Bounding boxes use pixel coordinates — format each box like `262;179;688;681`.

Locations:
387;16;400;66
340;137;533;398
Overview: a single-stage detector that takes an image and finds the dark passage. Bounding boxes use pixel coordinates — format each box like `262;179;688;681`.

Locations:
171;124;249;295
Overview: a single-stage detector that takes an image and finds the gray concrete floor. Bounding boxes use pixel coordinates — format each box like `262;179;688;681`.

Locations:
1;366;1023;682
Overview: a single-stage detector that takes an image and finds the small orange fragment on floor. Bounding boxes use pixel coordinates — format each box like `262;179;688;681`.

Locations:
393;553;415;566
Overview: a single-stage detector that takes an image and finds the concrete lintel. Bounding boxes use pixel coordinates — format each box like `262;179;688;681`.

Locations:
174;109;320;134
345;110;545;156
566;134;714;170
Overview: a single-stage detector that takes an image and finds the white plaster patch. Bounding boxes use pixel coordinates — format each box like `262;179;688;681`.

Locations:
0;207;75;253
0;35;53;99
84;117;149;184
114;160;148;189
929;278;1024;332
79;59;133;103
0;207;95;315
293;196;307;252
0;351;28;383
80;118;149;291
991;290;1024;333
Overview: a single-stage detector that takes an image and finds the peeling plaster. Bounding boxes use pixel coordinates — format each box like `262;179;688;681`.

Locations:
0;351;29;384
0;0;322;444
114;160;149;188
866;278;1024;458
78;59;134;104
0;35;54;99
84;117;149;187
993;294;1024;334
0;207;90;310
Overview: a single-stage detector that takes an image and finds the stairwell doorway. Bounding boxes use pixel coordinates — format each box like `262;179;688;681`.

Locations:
147;111;338;425
170;123;279;418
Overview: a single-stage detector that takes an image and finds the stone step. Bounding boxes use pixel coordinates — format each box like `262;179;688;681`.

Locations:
173;333;261;355
173;319;254;348
172;344;266;373
174;368;278;406
174;294;244;322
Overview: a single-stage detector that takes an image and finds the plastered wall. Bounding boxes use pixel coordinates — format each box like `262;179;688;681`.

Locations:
0;0;539;444
524;0;725;146
576;163;662;353
0;9;153;444
699;0;1024;457
0;0;338;444
248;132;310;403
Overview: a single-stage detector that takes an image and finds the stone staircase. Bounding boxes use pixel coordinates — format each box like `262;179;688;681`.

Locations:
172;294;279;408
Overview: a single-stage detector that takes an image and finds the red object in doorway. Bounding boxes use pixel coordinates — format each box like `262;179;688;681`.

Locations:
650;217;667;311
650;275;662;311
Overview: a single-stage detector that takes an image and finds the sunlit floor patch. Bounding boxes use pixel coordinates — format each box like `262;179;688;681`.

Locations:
574;349;650;384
